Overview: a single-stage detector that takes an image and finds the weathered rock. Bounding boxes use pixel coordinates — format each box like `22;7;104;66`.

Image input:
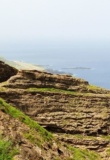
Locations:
1;90;110;136
6;70;89;91
0;105;72;160
4;69;110;94
1;65;110;159
0;61;18;82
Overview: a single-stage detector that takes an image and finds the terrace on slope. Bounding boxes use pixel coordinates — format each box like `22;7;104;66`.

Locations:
0;61;110;159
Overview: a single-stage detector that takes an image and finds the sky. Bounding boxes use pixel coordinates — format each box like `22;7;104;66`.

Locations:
0;0;110;57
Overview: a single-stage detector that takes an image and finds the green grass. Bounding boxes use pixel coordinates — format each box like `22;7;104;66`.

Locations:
106;148;110;157
27;87;90;97
23;129;48;147
27;87;77;95
27;87;110;99
87;85;105;91
0;138;18;160
67;145;101;160
101;135;110;141
0;98;52;144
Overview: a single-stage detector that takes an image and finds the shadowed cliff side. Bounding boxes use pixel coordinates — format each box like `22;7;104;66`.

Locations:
0;61;18;82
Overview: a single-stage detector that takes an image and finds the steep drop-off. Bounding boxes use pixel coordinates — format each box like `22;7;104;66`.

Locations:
0;60;110;159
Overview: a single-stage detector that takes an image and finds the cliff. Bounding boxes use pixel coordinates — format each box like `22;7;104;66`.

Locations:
0;60;110;160
0;61;17;82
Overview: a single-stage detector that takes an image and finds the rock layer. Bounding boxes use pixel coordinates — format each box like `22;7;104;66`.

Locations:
0;62;110;159
6;70;89;91
1;90;110;136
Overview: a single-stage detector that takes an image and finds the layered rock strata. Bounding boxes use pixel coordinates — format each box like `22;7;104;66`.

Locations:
0;61;110;159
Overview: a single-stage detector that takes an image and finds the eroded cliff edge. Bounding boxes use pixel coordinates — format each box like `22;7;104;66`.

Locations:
0;60;110;160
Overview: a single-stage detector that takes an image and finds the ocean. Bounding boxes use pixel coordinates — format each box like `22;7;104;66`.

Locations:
2;44;110;89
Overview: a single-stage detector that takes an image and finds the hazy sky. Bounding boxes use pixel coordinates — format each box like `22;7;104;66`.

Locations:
0;0;110;55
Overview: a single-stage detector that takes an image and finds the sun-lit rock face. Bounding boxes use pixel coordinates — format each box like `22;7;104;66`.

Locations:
0;61;18;82
5;69;89;91
1;60;110;159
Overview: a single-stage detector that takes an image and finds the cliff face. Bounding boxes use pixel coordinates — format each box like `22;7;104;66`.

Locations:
0;61;17;82
0;98;73;160
0;61;110;160
5;70;89;90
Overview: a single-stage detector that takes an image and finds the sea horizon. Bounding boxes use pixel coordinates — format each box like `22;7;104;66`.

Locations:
1;49;110;90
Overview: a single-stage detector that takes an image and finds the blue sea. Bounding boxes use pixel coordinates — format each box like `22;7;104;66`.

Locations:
2;42;110;89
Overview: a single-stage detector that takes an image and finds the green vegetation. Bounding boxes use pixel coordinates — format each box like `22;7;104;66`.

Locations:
27;87;90;96
23;130;37;144
67;145;101;160
87;85;105;91
0;98;52;144
27;86;110;99
0;87;7;92
106;148;110;157
23;129;48;147
0;81;8;92
27;87;77;95
101;135;110;141
0;138;18;160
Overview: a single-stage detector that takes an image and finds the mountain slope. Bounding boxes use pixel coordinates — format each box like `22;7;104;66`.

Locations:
0;59;110;159
0;98;70;159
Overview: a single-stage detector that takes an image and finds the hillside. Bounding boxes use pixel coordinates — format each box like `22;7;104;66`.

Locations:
0;60;110;159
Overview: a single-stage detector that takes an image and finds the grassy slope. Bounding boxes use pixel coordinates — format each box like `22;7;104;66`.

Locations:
0;98;52;142
0;96;102;160
0;138;18;160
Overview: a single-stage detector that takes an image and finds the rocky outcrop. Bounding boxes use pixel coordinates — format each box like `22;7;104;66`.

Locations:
1;61;110;159
0;89;110;159
0;61;18;82
1;90;110;136
5;70;89;91
4;70;110;94
0;99;72;160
